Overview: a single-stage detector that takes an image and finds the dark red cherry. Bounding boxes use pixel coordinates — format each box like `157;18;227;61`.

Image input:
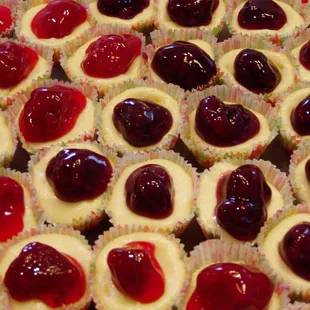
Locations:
279;222;310;281
300;41;310;71
0;42;38;89
125;164;174;219
97;0;150;19
151;41;216;91
234;49;281;94
291;94;310;136
237;0;287;30
0;177;25;242
0;5;12;33
4;242;86;307
167;0;219;27
81;34;141;78
113;98;173;147
186;262;274;310
107;241;165;303
305;159;310;184
195;96;260;147
46;148;113;203
18;85;86;143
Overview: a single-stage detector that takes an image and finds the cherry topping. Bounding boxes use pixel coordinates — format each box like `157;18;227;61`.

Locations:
19;85;86;143
107;241;165;303
279;222;310;281
305;159;310;184
151;41;216;91
234;48;281;94
4;242;86;307
0;177;25;242
125;164;174;219
237;0;287;31
195;96;260;147
186;262;274;310
291;94;310;136
0;42;38;89
215;165;271;241
97;0;150;19
167;0;219;27
46;148;113;203
81;34;141;78
300;41;310;71
113;98;173;147
0;5;12;33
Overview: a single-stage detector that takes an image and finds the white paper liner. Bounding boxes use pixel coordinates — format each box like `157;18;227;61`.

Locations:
180;84;278;167
0;283;11;310
285;302;310;310
97;78;186;155
0;0;16;38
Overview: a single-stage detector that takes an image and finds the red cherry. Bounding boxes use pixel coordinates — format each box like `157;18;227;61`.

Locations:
31;0;87;39
81;34;141;78
300;41;310;70
0;5;12;33
4;242;86;308
107;241;165;303
18;85;87;143
291;94;310;136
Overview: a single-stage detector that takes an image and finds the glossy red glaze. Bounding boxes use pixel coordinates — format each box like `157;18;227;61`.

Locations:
0;5;12;33
291;94;310;136
300;41;310;70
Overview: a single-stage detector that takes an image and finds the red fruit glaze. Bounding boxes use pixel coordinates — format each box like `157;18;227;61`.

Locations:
291;94;310;136
186;262;274;310
300;41;310;71
19;85;86;143
0;42;38;89
0;177;25;242
81;34;141;78
107;241;165;303
4;242;86;308
31;0;87;39
0;5;12;33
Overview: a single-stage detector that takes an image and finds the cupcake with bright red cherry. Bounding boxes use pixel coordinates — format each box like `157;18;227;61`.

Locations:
0;0;16;38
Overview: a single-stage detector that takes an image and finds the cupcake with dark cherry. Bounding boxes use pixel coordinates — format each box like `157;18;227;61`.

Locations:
98;79;185;154
0;0;16;37
93;226;187;310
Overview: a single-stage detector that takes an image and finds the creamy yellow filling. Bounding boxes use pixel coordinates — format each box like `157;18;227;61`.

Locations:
0;113;14;157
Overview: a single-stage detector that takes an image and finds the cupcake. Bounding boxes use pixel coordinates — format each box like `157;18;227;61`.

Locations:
146;28;218;92
0;226;93;309
93;226;187;310
88;0;155;33
196;159;294;244
98;79;185;155
0;38;53;109
16;0;92;60
181;84;278;167
258;204;310;301
60;25;146;95
178;239;289;309
155;0;226;35
279;81;310;151
6;79;97;153
105;150;198;235
29;140;117;231
0;0;16;38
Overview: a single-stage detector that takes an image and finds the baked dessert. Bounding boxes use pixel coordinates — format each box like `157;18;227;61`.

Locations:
60;25;145;95
147;29;217;91
179;239;289;310
6;79;97;153
0;0;15;37
196;159;293;243
181;84;277;167
88;0;155;32
0;226;93;309
98;79;185;154
156;0;226;35
93;226;187;310
29;140;116;231
106;150;197;234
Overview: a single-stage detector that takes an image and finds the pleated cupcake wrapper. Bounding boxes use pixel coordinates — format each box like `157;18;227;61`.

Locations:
0;284;11;310
177;239;289;309
97;78;186;155
257;203;310;302
180;84;278;168
28;139;118;232
225;0;310;45
92;225;188;310
6;79;98;154
0;0;17;38
0;225;93;310
59;24;147;95
104;149;198;235
285;302;310;310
